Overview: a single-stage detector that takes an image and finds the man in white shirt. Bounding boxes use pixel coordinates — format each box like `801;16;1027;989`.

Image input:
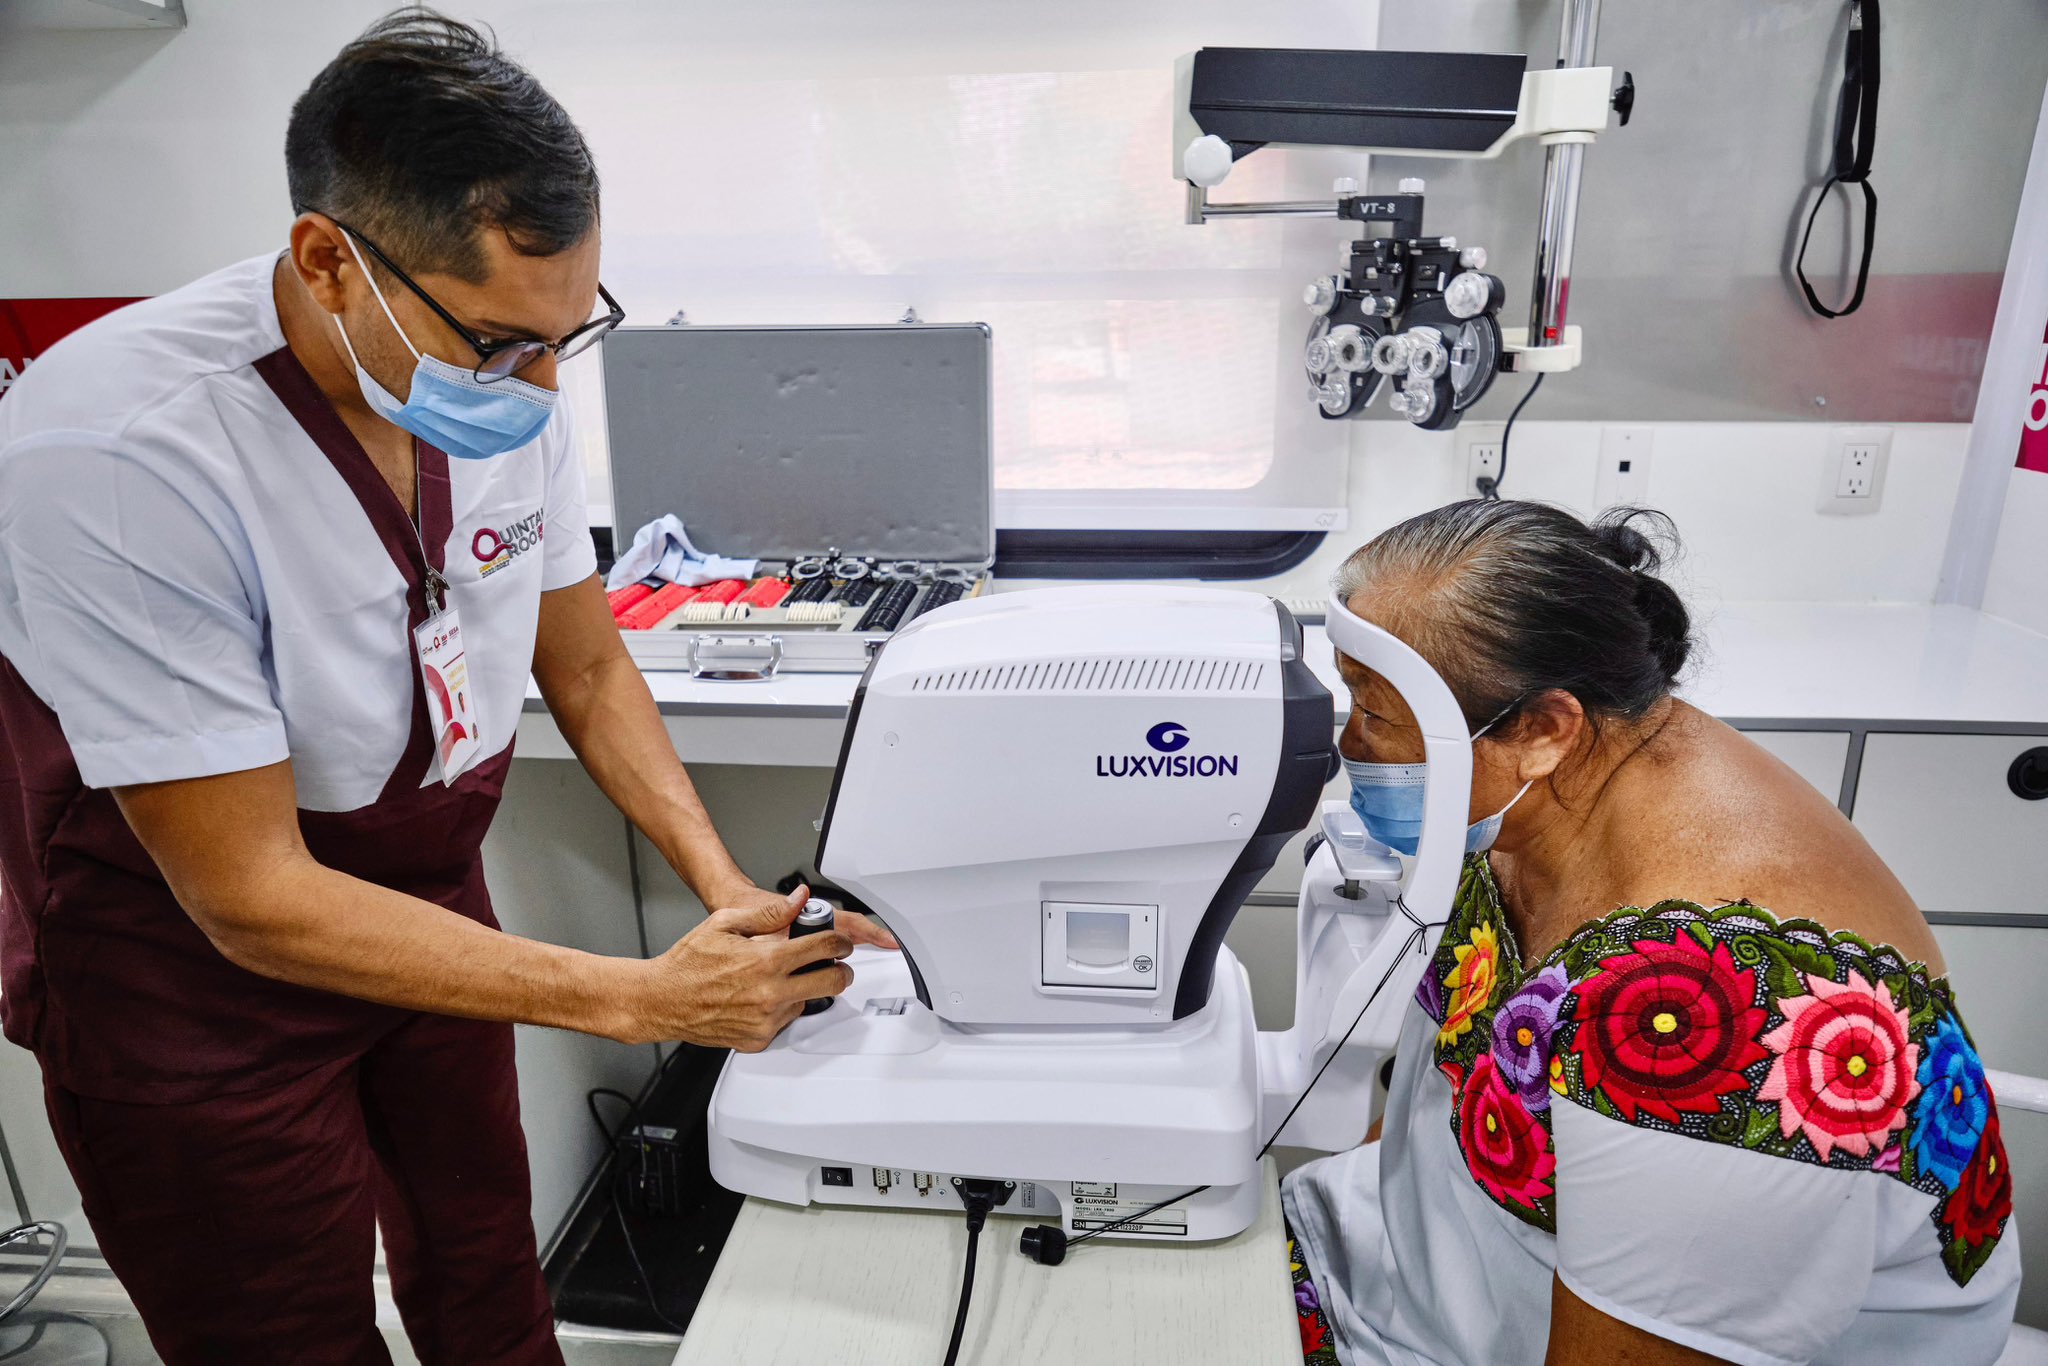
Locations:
0;11;889;1363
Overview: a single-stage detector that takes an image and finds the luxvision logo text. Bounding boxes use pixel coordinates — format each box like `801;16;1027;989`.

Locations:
1095;721;1240;778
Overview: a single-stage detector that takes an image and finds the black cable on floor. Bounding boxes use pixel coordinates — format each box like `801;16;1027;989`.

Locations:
1477;371;1545;500
611;1189;690;1336
941;1217;982;1366
587;1086;689;1336
940;1179;1003;1366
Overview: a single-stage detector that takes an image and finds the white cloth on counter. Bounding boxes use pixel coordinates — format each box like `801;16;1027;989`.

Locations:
605;513;757;591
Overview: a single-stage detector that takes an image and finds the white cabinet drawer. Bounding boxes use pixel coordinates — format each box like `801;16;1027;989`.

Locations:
1852;733;2048;919
1737;730;1850;802
1928;922;2048;1073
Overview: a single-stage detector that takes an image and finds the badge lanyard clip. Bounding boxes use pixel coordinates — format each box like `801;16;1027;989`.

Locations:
424;564;451;620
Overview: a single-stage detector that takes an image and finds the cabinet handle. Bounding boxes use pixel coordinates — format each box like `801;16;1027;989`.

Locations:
2009;747;2048;801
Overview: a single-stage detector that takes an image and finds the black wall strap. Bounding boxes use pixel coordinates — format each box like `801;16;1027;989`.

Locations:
1795;0;1881;319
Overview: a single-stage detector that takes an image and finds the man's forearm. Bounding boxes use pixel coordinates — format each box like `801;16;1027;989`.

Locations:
205;856;646;1039
542;645;751;905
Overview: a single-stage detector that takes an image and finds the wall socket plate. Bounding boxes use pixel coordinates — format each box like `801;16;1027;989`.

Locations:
1817;426;1891;515
1460;423;1505;496
1595;426;1654;509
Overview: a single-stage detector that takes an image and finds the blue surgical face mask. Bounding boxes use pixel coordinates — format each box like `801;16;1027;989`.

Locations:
332;233;557;461
1342;706;1534;856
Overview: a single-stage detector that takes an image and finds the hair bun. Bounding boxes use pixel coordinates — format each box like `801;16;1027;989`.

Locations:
1632;572;1692;683
1594;508;1691;683
1589;508;1665;577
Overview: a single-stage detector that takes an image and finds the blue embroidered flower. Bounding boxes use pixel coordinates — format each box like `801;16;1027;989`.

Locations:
1910;1013;1990;1190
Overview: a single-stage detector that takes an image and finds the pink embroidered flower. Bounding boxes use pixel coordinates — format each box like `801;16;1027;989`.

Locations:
1872;1142;1902;1174
1759;968;1920;1162
1456;1052;1555;1210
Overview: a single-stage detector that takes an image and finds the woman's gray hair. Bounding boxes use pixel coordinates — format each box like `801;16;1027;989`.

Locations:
1333;500;1692;731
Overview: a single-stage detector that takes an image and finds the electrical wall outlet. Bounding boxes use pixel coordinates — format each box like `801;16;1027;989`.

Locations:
1594;426;1654;509
1817;427;1891;514
1460;424;1505;496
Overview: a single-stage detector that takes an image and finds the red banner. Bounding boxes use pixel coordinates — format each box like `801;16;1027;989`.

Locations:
0;298;147;401
2020;314;2048;474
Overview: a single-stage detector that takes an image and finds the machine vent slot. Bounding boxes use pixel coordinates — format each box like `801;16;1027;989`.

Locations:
908;658;1267;694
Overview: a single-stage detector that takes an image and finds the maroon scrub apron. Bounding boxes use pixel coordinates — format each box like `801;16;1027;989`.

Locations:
0;347;563;1366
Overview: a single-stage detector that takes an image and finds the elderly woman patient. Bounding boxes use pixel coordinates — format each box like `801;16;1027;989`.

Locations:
1284;501;2018;1366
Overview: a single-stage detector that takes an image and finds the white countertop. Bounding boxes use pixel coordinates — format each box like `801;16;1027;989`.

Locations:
1678;603;2048;726
527;602;2048;731
669;1159;1296;1366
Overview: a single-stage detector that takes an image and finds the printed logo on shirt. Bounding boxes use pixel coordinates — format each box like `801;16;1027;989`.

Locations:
471;509;545;578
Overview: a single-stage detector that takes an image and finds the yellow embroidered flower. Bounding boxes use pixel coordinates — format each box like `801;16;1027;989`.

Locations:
1438;923;1500;1047
1549;1053;1567;1096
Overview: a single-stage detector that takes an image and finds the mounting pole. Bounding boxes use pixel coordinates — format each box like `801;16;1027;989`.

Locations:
1525;0;1602;354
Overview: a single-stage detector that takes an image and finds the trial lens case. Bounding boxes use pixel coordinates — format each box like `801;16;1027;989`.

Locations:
600;322;995;676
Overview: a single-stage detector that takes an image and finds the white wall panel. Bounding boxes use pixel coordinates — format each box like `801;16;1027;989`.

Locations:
1984;468;2048;635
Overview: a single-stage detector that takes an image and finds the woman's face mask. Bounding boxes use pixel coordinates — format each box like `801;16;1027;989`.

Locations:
1342;703;1533;857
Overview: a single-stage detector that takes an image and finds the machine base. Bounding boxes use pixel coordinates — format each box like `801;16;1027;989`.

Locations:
707;947;1269;1242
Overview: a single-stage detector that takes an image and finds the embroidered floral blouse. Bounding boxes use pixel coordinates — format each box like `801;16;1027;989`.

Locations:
1281;856;2020;1366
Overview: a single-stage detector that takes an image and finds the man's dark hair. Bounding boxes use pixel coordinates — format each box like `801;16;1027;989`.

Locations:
286;7;599;282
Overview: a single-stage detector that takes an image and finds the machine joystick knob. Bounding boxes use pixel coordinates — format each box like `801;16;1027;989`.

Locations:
790;898;840;1015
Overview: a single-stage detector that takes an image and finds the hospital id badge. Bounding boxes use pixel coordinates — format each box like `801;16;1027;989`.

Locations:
414;606;483;786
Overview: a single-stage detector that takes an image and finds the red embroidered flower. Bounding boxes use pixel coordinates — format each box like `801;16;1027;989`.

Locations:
1942;1111;2013;1250
1456;1052;1555;1210
1569;934;1772;1124
1759;968;1920;1162
1298;1307;1330;1356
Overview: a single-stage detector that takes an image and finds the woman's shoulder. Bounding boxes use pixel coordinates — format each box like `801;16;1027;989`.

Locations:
1545;896;2010;1286
1601;707;1941;966
1419;862;2013;1288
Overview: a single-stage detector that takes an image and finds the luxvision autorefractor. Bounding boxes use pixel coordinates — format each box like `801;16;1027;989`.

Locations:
707;586;1478;1245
